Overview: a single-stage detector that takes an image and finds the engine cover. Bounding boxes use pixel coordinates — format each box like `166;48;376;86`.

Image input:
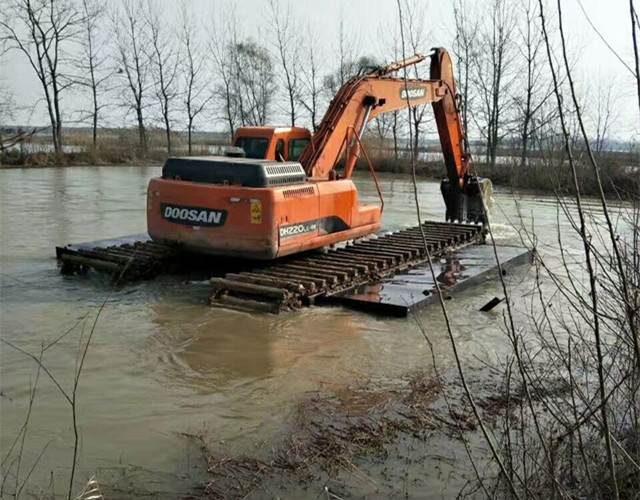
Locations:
162;156;306;188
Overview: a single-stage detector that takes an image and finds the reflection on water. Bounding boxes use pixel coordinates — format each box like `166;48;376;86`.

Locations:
0;166;578;496
436;257;466;286
146;301;364;392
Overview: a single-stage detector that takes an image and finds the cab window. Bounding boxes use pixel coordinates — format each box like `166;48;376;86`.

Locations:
288;138;310;161
235;137;269;159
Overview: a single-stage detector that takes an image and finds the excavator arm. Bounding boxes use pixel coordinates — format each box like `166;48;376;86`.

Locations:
300;49;467;184
298;47;486;223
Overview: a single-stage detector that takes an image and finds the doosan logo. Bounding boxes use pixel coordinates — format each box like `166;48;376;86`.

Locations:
161;204;227;227
400;87;427;100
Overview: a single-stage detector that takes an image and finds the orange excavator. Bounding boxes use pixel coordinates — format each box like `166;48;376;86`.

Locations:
147;48;486;260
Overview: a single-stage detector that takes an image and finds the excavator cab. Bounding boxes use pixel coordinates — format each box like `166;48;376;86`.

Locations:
233;127;312;162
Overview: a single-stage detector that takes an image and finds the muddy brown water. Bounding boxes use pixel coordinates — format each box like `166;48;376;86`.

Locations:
0;166;581;497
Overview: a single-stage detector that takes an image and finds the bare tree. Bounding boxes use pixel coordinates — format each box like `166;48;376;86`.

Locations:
452;0;478;151
323;12;360;96
400;0;431;159
1;38;16;133
0;83;15;127
0;0;80;154
0;82;17;151
375;22;401;159
209;4;239;135
591;77;619;154
75;0;111;152
632;0;640;112
232;38;276;126
336;16;351;89
369;21;398;157
516;0;538;166
180;3;211;155
372;112;398;158
472;0;517;167
113;0;149;154
145;1;179;154
298;24;322;131
514;0;552;167
268;0;300;127
323;55;377;97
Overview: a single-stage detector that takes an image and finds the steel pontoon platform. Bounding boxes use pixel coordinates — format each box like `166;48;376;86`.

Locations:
208;221;485;312
55;221;500;314
55;234;181;280
324;244;532;316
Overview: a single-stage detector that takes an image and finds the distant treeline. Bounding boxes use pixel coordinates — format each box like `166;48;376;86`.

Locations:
0;0;637;170
1;124;636;198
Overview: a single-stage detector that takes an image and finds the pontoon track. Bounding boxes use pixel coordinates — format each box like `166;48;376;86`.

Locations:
209;221;484;312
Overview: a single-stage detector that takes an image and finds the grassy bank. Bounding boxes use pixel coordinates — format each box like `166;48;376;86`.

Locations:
0;128;228;167
1;147;166;167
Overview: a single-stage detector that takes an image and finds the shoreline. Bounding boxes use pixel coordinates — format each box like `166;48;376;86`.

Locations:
1;153;637;198
0;160;163;169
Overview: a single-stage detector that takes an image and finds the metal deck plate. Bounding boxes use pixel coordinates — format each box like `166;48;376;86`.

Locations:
324;245;532;316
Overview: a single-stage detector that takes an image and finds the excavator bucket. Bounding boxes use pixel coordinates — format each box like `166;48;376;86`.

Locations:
440;177;492;224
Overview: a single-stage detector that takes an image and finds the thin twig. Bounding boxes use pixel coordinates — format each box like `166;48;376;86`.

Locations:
395;1;520;497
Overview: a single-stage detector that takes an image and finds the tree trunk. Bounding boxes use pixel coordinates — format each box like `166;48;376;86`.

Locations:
520;112;531;168
52;81;63;155
392;112;398;160
136;108;146;154
90;57;98;151
520;129;529;168
165;115;171;154
412;111;420;162
490;131;498;168
43;91;59;155
48;116;58;154
92;86;98;151
288;89;295;127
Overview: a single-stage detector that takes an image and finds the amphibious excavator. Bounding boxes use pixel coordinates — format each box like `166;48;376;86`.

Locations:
147;48;486;260
57;48;507;314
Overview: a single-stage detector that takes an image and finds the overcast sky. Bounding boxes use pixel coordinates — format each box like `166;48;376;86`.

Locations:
2;0;638;141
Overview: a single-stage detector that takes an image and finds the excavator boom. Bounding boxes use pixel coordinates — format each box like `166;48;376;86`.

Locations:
300;48;469;189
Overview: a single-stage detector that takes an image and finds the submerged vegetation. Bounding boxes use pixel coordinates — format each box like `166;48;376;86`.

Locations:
189;368;597;499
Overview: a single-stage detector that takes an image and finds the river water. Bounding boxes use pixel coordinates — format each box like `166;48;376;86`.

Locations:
0;166;582;497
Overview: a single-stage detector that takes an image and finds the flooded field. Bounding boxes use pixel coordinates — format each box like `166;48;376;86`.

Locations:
0;166;577;497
